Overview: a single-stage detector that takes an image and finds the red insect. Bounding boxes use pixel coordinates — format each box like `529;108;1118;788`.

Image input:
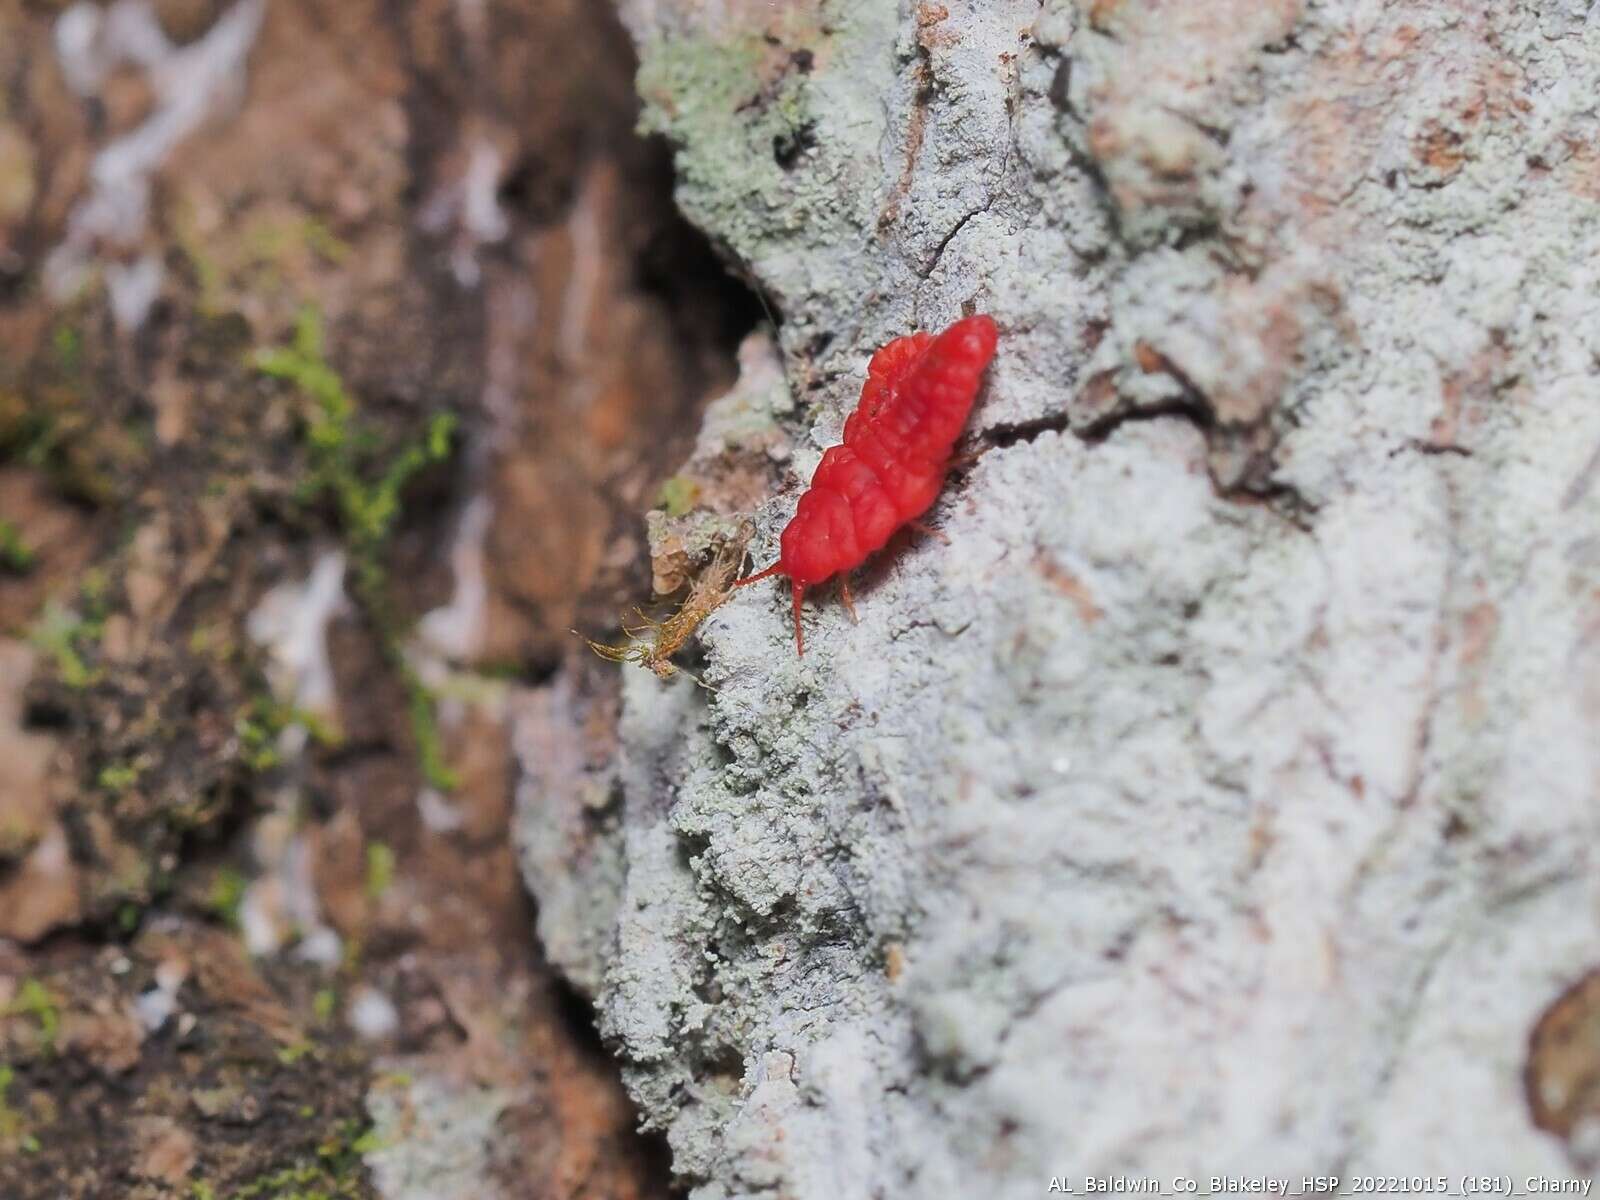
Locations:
735;313;999;654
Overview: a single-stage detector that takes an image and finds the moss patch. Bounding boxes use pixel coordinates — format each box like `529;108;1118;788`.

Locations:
0;516;35;572
1;930;378;1199
5;980;59;1053
253;308;460;791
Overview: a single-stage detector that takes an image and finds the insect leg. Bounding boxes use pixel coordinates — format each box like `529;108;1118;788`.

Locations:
945;446;986;470
733;561;785;587
839;576;859;624
791;581;807;656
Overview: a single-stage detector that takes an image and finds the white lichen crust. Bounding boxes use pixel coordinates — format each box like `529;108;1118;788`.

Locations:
516;1;1600;1193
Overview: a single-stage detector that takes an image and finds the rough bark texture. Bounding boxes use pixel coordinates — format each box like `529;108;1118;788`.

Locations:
515;0;1600;1193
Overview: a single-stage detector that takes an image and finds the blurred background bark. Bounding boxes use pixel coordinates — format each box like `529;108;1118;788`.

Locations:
0;0;757;1195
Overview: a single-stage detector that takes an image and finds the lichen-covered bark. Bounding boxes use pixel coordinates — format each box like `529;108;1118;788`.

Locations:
516;0;1600;1191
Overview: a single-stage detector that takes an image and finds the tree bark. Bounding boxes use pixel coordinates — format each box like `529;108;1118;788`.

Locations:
518;1;1600;1191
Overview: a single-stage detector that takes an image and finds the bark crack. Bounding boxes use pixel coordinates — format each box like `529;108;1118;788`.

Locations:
919;200;989;280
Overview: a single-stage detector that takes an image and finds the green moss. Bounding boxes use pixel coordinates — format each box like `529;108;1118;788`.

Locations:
252;309;350;451
312;989;337;1023
179;202;356;318
300;218;352;266
235;707;283;773
51;326;81;371
96;762;139;793
0;812;37;860
7;980;60;1051
0;1064;22;1142
363;842;395;900
28;570;112;686
210;867;248;929
27;600;99;689
244;216;353;276
231;1161;362;1200
227;1116;376;1200
252;308;460;791
346;1127;386;1155
0;1061;40;1152
236;694;344;773
401;664;458;792
188;624;222;654
79;565;110;613
0;517;34;572
0;313;140;506
173;208;227;317
657;475;701;517
0;1062;40;1158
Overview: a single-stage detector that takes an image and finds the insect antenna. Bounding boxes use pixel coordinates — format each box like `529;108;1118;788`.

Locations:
577;630;643;666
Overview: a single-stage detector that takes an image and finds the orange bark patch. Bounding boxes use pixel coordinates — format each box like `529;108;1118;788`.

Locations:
879;61;931;230
1086;0;1124;33
1035;553;1104;625
915;3;957;49
1458;601;1499;668
1416;122;1466;177
1133;340;1167;375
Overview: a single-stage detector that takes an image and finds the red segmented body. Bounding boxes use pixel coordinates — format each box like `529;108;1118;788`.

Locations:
735;313;999;654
